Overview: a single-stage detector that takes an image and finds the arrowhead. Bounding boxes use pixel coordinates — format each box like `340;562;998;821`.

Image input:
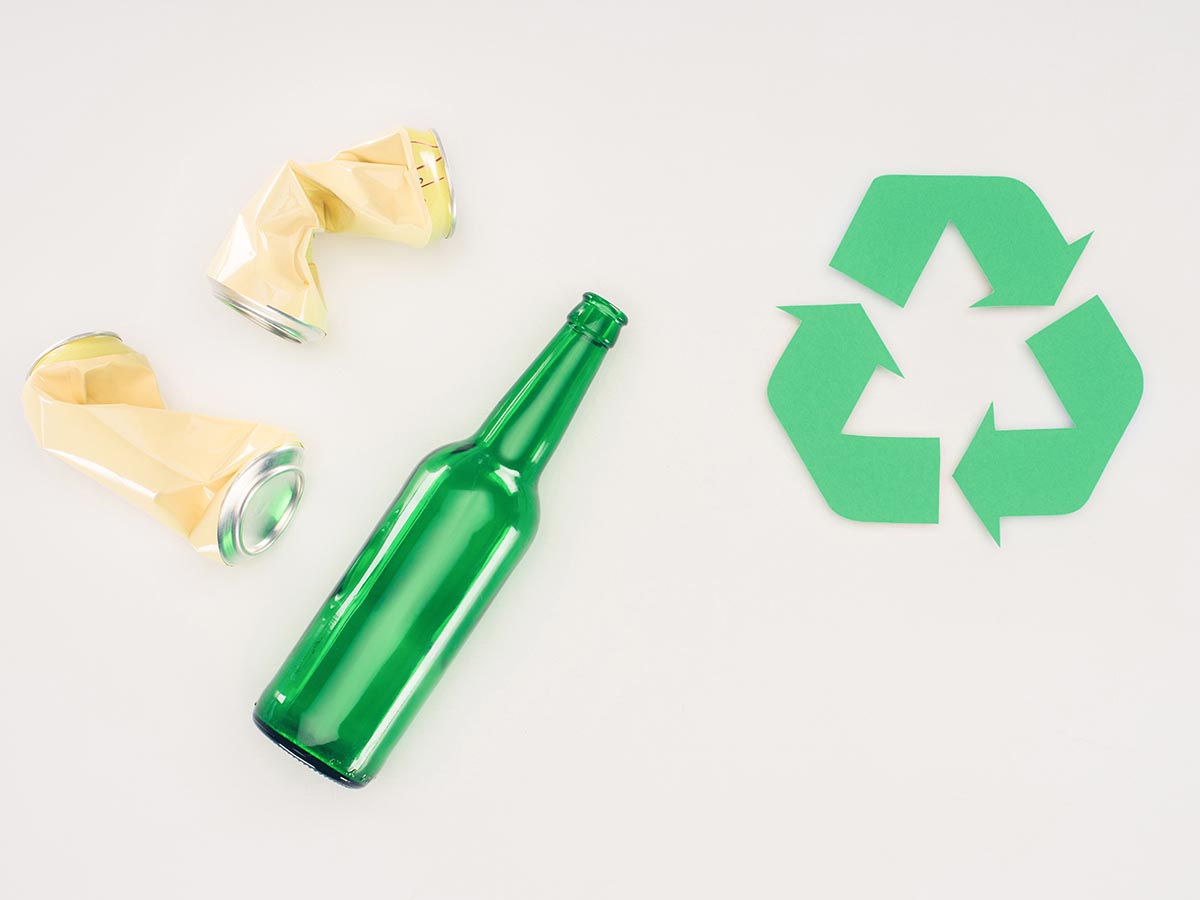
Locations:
953;405;1003;545
778;304;902;376
770;303;941;524
972;232;1093;308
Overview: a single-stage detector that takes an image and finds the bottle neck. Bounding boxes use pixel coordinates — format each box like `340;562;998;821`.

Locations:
474;294;625;478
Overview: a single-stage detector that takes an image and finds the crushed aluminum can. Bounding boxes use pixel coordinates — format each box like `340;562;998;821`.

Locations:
23;332;306;564
208;127;455;343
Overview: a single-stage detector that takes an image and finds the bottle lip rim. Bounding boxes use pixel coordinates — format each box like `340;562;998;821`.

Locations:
580;292;628;325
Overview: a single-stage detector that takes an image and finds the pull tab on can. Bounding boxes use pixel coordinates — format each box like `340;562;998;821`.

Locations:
207;126;456;343
23;332;306;564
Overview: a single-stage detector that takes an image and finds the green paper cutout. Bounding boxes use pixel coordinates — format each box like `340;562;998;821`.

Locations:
769;175;1143;541
831;175;1092;308
953;296;1143;544
767;304;940;523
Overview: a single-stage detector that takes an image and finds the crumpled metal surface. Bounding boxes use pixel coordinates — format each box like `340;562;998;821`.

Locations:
22;333;304;563
208;127;454;343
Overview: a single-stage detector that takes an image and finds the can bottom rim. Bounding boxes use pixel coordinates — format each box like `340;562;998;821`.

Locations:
211;280;326;344
217;444;305;565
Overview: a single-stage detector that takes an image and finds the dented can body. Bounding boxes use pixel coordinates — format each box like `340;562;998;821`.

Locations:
209;126;456;343
23;332;305;563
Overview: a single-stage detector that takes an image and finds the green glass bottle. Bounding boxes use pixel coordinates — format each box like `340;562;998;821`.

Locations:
253;292;627;787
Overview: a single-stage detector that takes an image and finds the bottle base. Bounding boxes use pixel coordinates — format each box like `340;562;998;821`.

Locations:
253;713;368;789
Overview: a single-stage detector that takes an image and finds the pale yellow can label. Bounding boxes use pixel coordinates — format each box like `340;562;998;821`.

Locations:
207;127;456;342
23;333;304;563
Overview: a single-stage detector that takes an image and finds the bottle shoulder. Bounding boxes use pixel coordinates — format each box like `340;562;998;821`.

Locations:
410;441;540;513
419;440;534;477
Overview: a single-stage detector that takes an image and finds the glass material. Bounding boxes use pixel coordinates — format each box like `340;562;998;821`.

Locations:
254;293;627;786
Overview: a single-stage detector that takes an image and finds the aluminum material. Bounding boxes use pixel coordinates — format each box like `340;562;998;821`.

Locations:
208;128;454;342
25;333;306;562
217;443;306;565
210;280;327;344
430;128;456;239
28;331;121;377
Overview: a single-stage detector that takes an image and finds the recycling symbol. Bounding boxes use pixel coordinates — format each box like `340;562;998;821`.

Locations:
767;176;1143;544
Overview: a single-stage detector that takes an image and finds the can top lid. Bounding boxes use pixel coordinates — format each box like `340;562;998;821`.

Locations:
218;444;306;565
429;128;456;239
27;331;123;377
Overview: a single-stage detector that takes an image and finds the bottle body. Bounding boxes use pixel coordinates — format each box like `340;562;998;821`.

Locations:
254;293;626;786
254;441;538;785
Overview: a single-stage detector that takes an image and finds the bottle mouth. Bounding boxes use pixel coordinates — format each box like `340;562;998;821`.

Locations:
569;292;628;348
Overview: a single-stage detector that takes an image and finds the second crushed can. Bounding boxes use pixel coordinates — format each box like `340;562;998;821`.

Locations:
254;293;627;786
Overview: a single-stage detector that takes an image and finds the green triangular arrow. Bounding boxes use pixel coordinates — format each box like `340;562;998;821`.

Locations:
952;296;1143;543
767;304;940;523
831;176;1091;308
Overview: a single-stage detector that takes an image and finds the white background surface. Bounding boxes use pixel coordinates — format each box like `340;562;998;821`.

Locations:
2;1;1197;897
